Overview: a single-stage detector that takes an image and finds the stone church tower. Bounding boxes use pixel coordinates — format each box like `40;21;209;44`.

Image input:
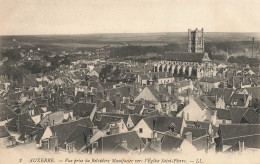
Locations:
188;28;204;53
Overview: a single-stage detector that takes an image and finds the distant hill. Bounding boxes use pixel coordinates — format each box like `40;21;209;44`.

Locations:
1;32;260;57
1;32;260;45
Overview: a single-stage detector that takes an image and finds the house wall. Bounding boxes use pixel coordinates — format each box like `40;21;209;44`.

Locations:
89;70;99;77
208;123;213;135
158;78;174;84
176;99;205;122
64;111;73;120
178;83;194;93
216;98;225;108
90;105;97;121
141;80;148;86
132;119;153;138
118;120;128;133
245;95;252;107
40;127;53;147
90;130;105;144
31;114;41;124
127;116;135;128
180;119;187;136
205;109;217;125
199;82;220;90
241;85;252;89
216;119;232;126
178;140;197;153
20;94;27;103
0;120;8;126
134;88;158;102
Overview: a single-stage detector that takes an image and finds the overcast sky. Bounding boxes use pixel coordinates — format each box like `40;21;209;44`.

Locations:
1;0;260;35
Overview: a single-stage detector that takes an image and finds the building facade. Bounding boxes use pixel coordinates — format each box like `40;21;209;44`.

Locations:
188;28;204;53
153;52;217;79
153;28;216;79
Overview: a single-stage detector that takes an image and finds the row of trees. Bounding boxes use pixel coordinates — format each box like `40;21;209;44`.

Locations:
99;65;122;80
111;46;162;57
227;56;260;66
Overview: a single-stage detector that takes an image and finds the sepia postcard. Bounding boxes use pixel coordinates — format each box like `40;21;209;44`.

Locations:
0;0;260;164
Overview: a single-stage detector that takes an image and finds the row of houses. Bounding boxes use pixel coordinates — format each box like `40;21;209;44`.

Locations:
0;59;259;154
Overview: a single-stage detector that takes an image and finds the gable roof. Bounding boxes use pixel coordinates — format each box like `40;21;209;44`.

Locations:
139;74;149;80
88;81;104;91
39;111;64;128
245;87;260;99
199;77;226;83
7;113;35;132
241;108;260;124
224;141;241;153
102;113;129;124
192;135;208;151
99;100;114;113
229;76;251;88
111;145;131;154
182;127;207;139
126;104;144;115
230;107;248;123
216;108;231;120
62;125;92;151
146;86;160;101
74;91;85;102
219;124;260;148
143;116;184;134
229;93;249;107
143;143;161;154
163;52;210;63
149;72;173;79
129;115;143;125
71;103;96;117
219;124;260;140
193;96;207;109
49;117;93;145
161;135;184;152
94;114;123;130
7;92;23;100
0;103;16;122
0;126;10;138
23;75;38;87
95;131;145;153
108;86;131;101
185;121;210;130
208;88;234;105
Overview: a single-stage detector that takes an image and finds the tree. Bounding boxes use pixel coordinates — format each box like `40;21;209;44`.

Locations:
113;67;121;77
99;65;113;80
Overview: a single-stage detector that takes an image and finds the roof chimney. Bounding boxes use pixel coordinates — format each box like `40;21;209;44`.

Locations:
238;141;245;152
120;138;127;149
167;85;171;95
91;126;98;136
153;81;159;91
114;93;121;111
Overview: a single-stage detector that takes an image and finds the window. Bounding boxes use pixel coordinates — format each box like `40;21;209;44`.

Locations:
139;128;143;133
122;123;124;129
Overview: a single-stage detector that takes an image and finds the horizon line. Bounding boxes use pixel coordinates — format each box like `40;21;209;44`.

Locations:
1;31;260;37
